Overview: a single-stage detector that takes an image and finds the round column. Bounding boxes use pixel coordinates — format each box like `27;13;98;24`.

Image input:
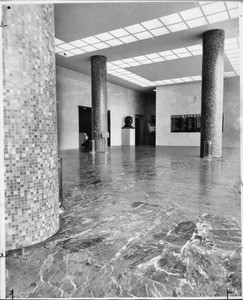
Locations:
3;5;59;250
91;55;108;153
200;29;225;157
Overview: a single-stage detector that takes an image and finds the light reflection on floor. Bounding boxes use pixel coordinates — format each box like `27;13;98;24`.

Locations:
6;146;241;298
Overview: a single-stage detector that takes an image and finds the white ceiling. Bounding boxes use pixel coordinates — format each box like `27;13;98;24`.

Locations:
54;1;239;93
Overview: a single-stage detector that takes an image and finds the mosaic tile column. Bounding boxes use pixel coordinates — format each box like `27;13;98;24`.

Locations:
91;55;108;153
3;4;59;250
200;29;225;157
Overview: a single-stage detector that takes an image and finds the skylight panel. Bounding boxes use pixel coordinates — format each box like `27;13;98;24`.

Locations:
141;19;163;30
55;47;64;53
70;48;86;55
160;13;183;25
180;7;203;21
112;60;125;65
82;36;101;44
186;17;208;28
151;57;165;63
229;9;239;19
109;28;130;38
159;50;174;56
173;47;188;54
134;55;148;61
190;49;202;55
199;1;213;5
122;58;136;63
164;54;178;60
150;27;170;36
93;42;110;49
163;79;174;84
167;22;188;32
225;48;239;55
119;63;131;68
187;45;202;51
206;11;229;23
125;24;146;34
201;2;226;15
119;35;138;44
191;75;201;81
173;78;184;83
134;31;153;40
106;39;124;46
129;61;142;67
95;32;114;41
140;60;153;65
145;53;160;59
177;52;192;58
181;77;192;82
55;38;65;45
81;45;97;52
69;40;88;47
225;2;238;10
58;43;75;50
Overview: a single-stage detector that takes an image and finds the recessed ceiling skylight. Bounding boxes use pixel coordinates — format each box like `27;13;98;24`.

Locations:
141;19;163;30
109;28;130;38
150;27;170;36
180;7;203;20
167;22;188;32
95;32;114;41
106;39;124;46
58;43;75;50
201;2;226;15
82;45;97;52
177;52;192;58
55;47;64;53
160;13;183;25
134;31;153;40
55;2;239;59
229;8;239;19
225;2;239;10
93;42;110;49
186;17;208;28
119;35;138;43
70;48;86;55
206;11;229;23
173;47;188;54
69;40;88;47
146;53;160;59
82;36;101;44
125;24;146;34
164;54;178;60
55;38;65;45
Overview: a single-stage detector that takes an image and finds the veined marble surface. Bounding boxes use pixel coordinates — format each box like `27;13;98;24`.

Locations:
6;146;241;298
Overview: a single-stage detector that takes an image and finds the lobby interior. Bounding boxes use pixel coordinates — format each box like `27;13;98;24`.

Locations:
1;0;242;298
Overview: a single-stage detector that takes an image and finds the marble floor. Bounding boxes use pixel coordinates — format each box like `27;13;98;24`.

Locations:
6;146;241;298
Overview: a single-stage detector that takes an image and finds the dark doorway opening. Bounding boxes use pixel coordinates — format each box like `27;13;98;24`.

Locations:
78;106;111;149
135;114;145;145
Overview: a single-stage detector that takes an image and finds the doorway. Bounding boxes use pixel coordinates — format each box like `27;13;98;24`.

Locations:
135;114;145;145
78;106;111;148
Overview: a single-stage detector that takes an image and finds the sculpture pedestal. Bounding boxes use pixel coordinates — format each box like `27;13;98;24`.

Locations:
122;128;135;146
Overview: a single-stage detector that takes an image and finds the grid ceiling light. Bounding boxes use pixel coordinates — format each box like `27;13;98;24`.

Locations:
55;1;239;58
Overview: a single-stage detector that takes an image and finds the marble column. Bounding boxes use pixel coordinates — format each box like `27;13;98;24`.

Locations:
200;29;225;157
91;55;108;153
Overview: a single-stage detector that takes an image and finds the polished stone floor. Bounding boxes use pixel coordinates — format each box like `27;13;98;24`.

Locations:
6;146;241;298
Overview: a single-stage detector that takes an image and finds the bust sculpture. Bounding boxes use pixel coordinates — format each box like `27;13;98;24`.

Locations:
122;116;134;128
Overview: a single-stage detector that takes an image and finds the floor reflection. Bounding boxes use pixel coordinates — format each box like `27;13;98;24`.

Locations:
6;146;241;298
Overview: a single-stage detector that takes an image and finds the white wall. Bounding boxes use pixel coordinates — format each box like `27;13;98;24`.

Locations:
156;82;201;146
56;66;147;150
156;77;240;147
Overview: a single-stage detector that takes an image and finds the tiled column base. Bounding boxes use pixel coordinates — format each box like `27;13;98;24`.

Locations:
3;4;59;250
